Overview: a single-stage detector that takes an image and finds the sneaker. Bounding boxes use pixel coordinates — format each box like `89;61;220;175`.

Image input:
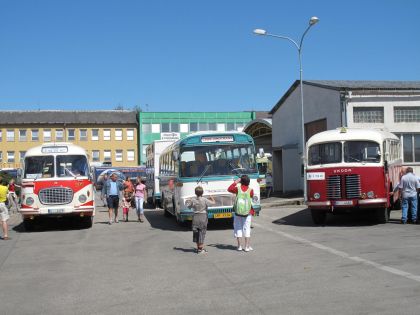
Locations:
115;218;119;223
237;246;243;251
108;221;112;225
401;220;407;224
244;246;253;252
197;249;208;254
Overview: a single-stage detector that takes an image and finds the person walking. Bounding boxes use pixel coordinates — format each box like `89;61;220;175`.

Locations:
228;175;255;252
123;176;134;197
399;167;420;224
121;191;132;222
187;186;215;254
134;177;147;222
100;173;109;207
7;178;20;213
0;180;10;240
104;173;124;225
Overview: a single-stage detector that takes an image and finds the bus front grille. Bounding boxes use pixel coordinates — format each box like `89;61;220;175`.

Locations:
204;194;235;207
345;174;361;199
327;175;341;199
39;187;73;205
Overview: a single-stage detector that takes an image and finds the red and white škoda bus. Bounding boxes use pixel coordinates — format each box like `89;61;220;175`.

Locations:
19;143;95;229
306;128;402;225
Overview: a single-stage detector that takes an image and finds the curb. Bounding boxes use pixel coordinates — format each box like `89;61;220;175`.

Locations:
260;198;304;208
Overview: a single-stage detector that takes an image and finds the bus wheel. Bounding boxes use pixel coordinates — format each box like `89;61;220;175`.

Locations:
23;219;34;231
81;216;93;229
311;209;327;225
375;207;389;224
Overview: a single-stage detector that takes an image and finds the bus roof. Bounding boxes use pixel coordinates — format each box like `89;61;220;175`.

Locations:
307;128;399;147
24;142;88;157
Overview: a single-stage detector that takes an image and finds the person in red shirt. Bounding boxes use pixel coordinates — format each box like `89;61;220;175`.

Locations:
228;175;255;252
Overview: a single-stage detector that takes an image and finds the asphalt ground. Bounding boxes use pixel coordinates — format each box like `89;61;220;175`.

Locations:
0;196;419;315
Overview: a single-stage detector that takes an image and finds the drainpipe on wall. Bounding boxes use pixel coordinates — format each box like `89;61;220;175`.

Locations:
340;91;352;127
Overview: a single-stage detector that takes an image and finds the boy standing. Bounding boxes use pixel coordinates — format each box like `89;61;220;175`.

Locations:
188;186;215;254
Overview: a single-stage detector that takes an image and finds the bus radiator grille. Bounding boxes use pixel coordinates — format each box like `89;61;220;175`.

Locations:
39;187;74;205
327;175;341;199
345;174;361;199
204;194;235;207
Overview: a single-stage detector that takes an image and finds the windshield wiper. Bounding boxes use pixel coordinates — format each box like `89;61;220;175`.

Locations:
197;164;211;184
64;167;77;177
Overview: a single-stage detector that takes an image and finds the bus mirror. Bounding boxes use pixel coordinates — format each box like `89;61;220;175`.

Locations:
172;151;179;161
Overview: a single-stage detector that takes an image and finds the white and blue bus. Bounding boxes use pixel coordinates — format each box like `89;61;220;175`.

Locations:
159;132;261;223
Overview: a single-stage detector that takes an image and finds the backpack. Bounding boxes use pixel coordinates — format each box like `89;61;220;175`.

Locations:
234;184;252;216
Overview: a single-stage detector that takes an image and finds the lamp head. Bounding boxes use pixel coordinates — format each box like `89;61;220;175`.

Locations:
309;16;319;26
253;29;267;36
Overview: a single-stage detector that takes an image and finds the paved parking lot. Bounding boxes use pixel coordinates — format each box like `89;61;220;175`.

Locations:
0;201;419;315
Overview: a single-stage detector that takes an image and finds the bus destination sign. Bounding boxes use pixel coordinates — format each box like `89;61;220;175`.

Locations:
201;136;234;143
41;146;68;153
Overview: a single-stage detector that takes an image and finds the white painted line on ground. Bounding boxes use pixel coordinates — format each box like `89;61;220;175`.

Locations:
253;221;420;283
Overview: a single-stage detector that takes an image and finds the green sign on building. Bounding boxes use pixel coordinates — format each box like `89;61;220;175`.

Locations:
138;111;256;164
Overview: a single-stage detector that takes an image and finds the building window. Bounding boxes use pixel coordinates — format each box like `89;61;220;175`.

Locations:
43;129;51;142
127;129;134;140
56;129;64;141
353;107;384;123
92;150;100;162
19;129;27;141
7;151;15;163
115;150;123;162
32;129;39;141
161;123;170;132
217;123;226;132
127;150;135;161
180;124;189;133
394;106;420;123
19;151;26;161
208;123;217;131
190;122;198;132
401;134;420;163
68;129;75;141
151;124;160;133
7;130;14;142
103;150;111;161
226;123;235;131
92;129;99;141
115;129;123;141
236;123;245;131
198;122;208;131
142;124;151;133
80;129;87;141
103;129;111;141
171;123;179;132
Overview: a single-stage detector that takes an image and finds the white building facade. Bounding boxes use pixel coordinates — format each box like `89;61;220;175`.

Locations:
270;80;420;193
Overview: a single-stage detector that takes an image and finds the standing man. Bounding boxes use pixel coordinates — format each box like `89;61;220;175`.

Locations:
399;167;420;224
0;180;10;240
104;173;124;225
100;173;109;207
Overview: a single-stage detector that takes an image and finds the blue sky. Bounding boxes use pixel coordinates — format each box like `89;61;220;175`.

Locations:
1;0;419;112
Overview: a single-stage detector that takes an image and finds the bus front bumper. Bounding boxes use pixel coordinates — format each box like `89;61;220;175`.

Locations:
307;198;388;210
19;206;95;219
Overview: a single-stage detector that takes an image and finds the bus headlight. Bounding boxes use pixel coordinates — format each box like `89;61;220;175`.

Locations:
252;196;259;204
79;194;87;204
184;199;192;208
26;197;34;206
313;193;321;199
367;191;375;199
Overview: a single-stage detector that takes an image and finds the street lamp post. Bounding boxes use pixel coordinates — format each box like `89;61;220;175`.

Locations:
253;16;319;203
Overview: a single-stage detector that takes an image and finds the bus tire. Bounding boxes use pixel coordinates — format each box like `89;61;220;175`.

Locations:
23;219;34;231
81;216;93;229
376;207;389;224
311;209;327;225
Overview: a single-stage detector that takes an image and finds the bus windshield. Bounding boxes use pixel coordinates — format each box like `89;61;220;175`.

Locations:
180;144;257;177
308;142;342;165
344;141;381;163
56;155;89;177
24;156;55;179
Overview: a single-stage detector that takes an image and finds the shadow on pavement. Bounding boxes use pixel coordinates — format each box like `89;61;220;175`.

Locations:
173;247;196;253
13;217;90;233
207;243;237;251
144;209;234;232
272;208;380;227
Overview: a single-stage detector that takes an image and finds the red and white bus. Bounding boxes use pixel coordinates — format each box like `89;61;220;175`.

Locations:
19;143;95;229
306;128;402;225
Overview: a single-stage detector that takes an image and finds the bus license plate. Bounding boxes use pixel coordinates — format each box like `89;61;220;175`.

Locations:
48;208;65;214
334;200;353;206
214;213;232;219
